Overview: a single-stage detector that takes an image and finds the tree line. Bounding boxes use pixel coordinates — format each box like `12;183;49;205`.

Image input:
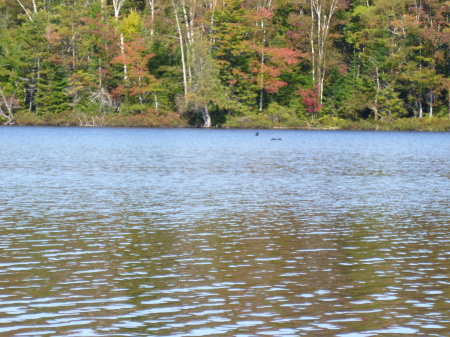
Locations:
1;0;450;128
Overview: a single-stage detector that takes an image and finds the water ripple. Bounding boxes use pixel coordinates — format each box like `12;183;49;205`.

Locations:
0;128;449;336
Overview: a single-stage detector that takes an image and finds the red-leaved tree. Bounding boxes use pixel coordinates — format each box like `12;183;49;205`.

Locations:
297;85;323;118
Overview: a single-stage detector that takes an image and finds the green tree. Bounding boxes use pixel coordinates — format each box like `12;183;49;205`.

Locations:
185;34;228;127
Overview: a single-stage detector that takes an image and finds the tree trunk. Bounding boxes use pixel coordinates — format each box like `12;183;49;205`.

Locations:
119;32;128;80
418;100;423;118
426;91;433;117
209;0;218;41
181;0;194;81
310;6;316;90
0;88;16;125
201;105;211;128
372;66;380;119
112;0;128;80
27;57;40;113
259;52;265;111
148;0;156;36
25;60;38;113
257;0;272;111
172;0;188;102
154;92;159;112
371;105;378;120
448;91;450;119
15;0;33;21
309;0;339;104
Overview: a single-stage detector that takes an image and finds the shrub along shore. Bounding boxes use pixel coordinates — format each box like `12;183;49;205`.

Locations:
7;110;450;132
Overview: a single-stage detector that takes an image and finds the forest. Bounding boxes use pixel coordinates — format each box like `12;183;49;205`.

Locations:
1;0;450;130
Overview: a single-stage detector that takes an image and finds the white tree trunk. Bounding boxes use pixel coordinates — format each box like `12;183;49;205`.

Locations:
201;105;211;128
154;92;159;111
119;33;128;80
209;0;218;41
172;0;188;101
426;91;433;117
0;88;16;125
181;0;195;81
112;0;128;80
259;51;265;111
15;0;33;21
310;7;315;89
148;0;156;36
112;0;127;18
309;0;339;104
373;66;380;119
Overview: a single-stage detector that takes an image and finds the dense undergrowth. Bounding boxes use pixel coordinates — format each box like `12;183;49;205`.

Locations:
7;110;450;131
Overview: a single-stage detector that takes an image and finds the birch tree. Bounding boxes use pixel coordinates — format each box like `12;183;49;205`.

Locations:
250;0;274;111
0;88;18;125
309;0;343;104
112;0;129;80
171;0;189;100
289;0;345;104
147;0;156;36
186;33;227;127
14;0;38;21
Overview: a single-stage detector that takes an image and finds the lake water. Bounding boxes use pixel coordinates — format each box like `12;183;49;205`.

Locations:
0;127;449;337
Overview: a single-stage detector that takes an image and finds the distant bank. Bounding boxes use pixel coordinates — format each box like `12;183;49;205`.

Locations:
3;111;450;132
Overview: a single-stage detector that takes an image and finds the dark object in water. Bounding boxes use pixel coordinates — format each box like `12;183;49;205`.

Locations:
271;138;282;140
255;132;259;136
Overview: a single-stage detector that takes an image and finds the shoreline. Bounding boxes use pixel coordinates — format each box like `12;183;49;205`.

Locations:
2;111;450;132
2;120;450;132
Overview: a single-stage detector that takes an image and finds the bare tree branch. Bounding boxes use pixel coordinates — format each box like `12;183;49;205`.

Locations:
0;88;18;125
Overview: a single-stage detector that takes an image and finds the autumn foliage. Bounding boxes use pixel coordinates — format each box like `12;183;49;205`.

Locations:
297;85;323;117
1;0;450;127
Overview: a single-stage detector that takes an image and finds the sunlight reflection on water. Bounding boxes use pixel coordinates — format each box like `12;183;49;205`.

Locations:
0;127;449;336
